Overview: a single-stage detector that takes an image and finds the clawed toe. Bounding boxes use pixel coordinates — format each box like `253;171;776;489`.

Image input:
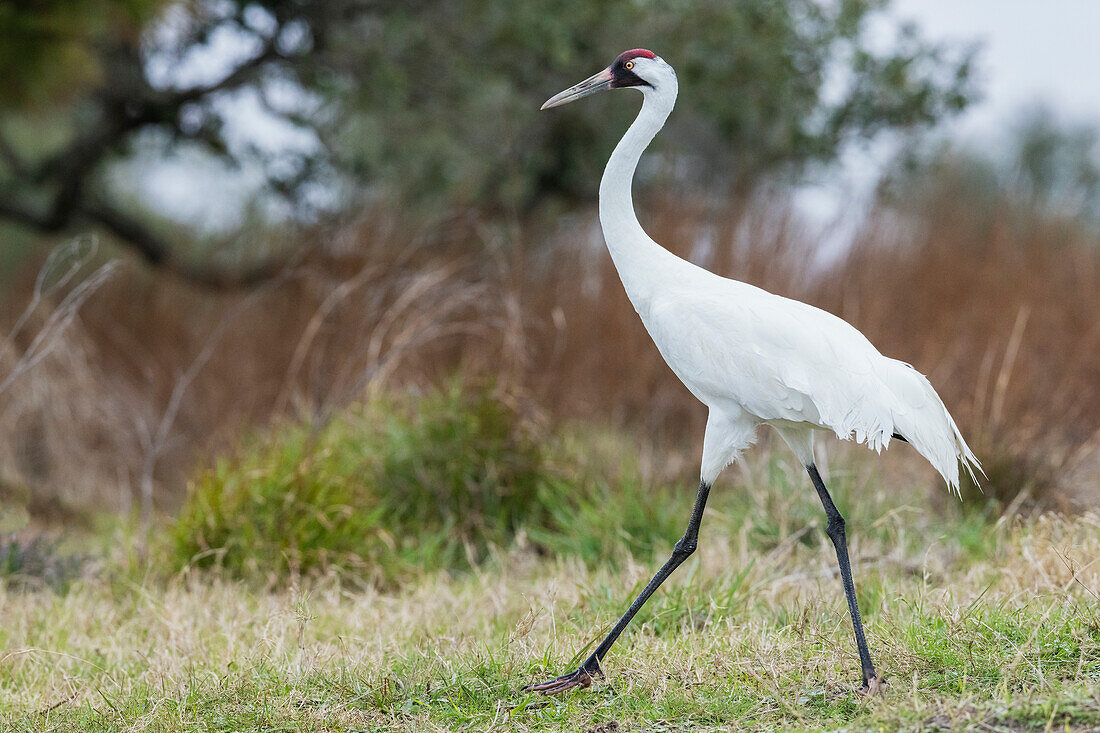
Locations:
857;673;887;697
523;666;601;695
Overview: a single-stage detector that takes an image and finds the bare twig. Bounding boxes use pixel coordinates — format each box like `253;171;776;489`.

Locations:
0;237;96;357
132;271;295;530
0;239;118;400
989;304;1030;429
274;263;379;416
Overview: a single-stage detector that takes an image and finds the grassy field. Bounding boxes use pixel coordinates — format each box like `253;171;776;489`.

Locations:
2;451;1099;732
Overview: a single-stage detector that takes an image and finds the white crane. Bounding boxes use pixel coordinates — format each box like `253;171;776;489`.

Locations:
526;49;981;697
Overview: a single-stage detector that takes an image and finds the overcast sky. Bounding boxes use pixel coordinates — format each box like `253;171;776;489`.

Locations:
893;0;1100;139
796;1;1100;239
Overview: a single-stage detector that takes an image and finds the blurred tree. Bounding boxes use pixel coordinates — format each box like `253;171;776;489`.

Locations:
332;0;975;212
0;1;161;108
0;0;329;285
1010;107;1100;219
0;0;975;284
880;105;1100;232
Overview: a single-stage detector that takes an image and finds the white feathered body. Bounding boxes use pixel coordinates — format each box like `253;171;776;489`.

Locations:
619;247;979;491
596;55;980;492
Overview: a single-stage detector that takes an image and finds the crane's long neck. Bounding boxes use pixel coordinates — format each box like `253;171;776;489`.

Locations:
599;83;678;295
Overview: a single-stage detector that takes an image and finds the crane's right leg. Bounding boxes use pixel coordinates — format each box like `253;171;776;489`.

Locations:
522;480;712;695
807;464;883;694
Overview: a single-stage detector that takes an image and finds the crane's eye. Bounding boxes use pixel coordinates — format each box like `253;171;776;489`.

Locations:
624;61;634;70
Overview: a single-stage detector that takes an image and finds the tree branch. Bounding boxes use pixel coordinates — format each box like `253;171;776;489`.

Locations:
80;201;300;290
28;32;286;210
166;35;284;107
0;196;65;232
79;202;169;264
0;26;309;290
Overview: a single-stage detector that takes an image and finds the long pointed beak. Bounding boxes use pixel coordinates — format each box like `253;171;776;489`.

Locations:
541;67;614;110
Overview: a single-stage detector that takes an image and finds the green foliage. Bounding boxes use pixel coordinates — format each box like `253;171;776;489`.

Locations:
0;0;976;258
174;383;544;583
0;534;88;592
0;0;161;108
170;384;681;585
333;0;976;213
1012;107;1100;215
8;416;1100;729
171;384;1002;588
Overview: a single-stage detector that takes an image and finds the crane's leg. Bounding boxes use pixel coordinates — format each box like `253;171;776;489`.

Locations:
523;480;712;695
807;464;883;694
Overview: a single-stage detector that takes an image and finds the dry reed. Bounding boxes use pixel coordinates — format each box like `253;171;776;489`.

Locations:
1;188;1097;517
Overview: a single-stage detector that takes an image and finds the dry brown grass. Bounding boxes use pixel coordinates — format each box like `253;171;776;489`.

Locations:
824;199;1100;506
1;188;1098;517
520;190;1100;506
0;215;506;516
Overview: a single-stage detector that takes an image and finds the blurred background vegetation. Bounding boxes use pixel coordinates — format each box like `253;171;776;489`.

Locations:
1;0;973;278
1;0;1098;584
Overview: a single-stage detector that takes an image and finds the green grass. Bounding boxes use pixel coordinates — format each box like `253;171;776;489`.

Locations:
2;447;1099;731
171;382;561;585
166;382;1020;593
168;384;699;588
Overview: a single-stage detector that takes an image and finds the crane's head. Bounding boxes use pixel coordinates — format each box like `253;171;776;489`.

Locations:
541;49;672;110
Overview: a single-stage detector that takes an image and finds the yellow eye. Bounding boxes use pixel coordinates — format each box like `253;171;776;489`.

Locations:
625;61;634;70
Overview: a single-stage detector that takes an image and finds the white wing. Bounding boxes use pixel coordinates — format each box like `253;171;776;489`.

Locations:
639;273;980;493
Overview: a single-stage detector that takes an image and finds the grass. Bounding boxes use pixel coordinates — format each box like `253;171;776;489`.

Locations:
2;450;1099;732
171;383;555;586
168;384;691;587
7;185;1100;521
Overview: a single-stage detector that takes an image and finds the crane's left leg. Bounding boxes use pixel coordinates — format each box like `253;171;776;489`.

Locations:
523;480;712;695
807;464;885;695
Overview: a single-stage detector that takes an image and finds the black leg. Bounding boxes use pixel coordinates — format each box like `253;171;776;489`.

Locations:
524;480;712;695
807;464;882;692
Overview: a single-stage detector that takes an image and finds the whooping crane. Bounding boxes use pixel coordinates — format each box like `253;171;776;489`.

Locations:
526;49;981;697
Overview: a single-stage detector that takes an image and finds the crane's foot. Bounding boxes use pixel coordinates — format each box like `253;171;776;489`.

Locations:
523;660;603;695
857;673;887;697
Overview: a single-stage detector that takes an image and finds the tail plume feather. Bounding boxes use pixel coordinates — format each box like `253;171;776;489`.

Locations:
882;360;982;496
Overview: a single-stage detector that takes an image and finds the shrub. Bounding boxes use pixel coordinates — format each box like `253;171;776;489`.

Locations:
0;534;89;592
172;383;565;585
170;382;703;587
